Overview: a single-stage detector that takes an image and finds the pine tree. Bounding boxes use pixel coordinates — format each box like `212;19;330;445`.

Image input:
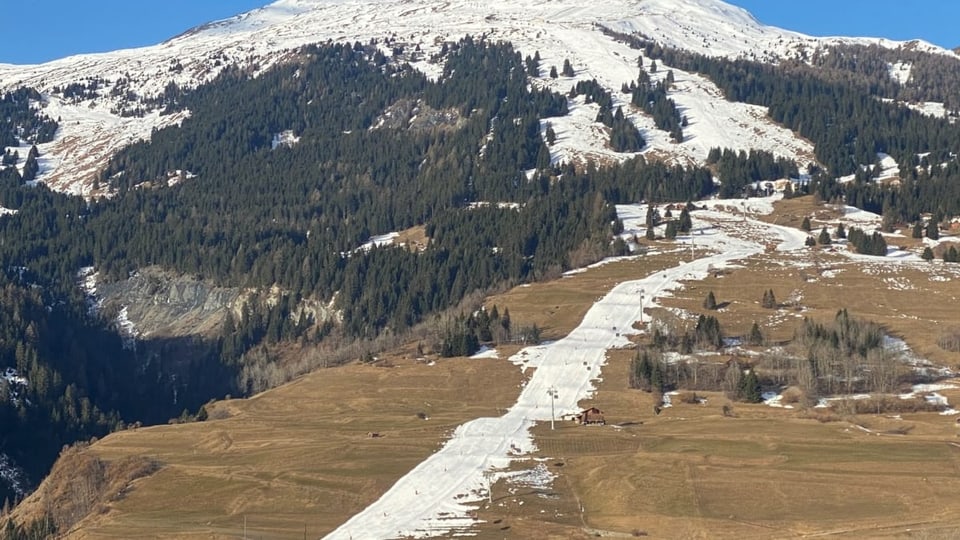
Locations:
912;222;924;239
562;58;575;77
782;181;794;199
549;65;558;79
649;360;664;393
835;223;846;239
922;246;934;262
665;220;678;240
927;220;940;240
678;206;692;233
818;227;831;245
738;369;762;403
703;290;717;310
805;236;816;247
761;289;777;309
748;321;763;345
545;125;557;145
801;216;812;232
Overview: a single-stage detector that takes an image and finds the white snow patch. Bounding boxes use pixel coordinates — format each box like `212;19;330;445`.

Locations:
0;206;18;217
875;152;900;180
357;232;400;252
271;130;301;149
762;390;794;409
0;454;28;498
2;367;28;388
887;62;912;85
116;306;138;350
470;347;499;360
815;394;872;408
466;201;521;211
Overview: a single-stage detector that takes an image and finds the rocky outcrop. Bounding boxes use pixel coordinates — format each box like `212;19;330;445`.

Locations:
94;267;244;339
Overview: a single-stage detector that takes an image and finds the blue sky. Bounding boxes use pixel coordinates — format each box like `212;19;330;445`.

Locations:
729;0;959;50
1;1;958;64
1;1;266;64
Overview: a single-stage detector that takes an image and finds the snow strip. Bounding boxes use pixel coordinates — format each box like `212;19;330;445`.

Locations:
326;201;772;539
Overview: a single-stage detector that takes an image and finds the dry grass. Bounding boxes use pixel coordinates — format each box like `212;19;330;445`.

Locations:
501;349;960;539
662;198;960;367
39;354;524;539
485;250;693;341
395;224;429;251
21;195;960;539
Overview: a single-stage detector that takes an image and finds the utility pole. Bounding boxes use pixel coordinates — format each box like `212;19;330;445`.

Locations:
547;386;558;430
639;289;645;325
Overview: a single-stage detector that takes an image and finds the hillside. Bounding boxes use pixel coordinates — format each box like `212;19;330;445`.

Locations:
10;194;960;538
2;0;960;533
0;0;955;196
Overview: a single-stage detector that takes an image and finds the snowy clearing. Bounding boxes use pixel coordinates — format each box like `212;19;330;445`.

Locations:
356;232;400;252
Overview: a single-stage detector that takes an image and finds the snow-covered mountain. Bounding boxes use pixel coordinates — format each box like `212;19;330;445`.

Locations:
0;0;955;196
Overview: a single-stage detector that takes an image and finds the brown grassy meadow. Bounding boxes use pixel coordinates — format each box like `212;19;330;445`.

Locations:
17;196;960;539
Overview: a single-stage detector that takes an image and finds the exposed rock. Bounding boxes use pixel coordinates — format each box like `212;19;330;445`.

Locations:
95;267;243;339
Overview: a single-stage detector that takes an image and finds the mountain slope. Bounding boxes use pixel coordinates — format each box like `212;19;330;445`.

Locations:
0;0;953;196
2;0;960;521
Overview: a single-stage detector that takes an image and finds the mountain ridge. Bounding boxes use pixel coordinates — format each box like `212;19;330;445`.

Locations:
0;0;954;196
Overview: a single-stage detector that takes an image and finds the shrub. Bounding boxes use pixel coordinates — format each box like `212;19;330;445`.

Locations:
938;328;960;352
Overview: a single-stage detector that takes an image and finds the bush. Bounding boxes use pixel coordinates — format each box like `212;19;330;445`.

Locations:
938;328;960;352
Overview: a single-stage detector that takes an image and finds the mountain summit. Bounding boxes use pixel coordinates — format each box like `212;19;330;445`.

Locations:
0;0;953;196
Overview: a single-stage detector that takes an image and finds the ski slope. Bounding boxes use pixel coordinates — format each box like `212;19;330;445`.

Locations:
326;199;809;538
327;194;951;537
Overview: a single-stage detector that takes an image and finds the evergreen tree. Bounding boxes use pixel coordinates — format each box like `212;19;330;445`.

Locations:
761;289;777;309
549;65;558;79
665;220;678;239
782;181;794;199
678;206;692;233
694;314;723;349
926;219;940;240
801;216;812;232
912;222;924;239
738;369;762;403
922;246;934;261
649;360;664;393
562;59;575;77
818;227;832;245
748;321;763;346
703;290;717;310
835;223;846;239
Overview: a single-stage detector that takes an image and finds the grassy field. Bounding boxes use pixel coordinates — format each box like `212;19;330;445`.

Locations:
476;347;960;538
19;196;960;539
55;352;524;539
664;197;960;367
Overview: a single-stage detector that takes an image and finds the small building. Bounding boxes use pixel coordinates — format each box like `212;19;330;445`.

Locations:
574;407;605;426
